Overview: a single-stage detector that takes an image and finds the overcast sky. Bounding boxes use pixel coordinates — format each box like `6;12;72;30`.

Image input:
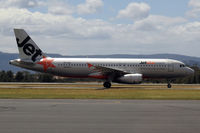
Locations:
0;0;200;57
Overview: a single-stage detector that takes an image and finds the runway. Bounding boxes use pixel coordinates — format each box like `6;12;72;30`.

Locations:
0;99;200;133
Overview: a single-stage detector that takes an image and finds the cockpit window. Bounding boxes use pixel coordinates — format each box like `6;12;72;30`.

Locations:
180;64;185;67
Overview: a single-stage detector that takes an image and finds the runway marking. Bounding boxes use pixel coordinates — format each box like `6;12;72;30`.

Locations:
50;100;121;105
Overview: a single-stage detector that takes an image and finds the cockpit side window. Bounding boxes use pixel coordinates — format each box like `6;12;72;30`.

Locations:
180;64;185;67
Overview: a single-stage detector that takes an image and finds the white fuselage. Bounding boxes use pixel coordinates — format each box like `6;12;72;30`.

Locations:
10;58;194;81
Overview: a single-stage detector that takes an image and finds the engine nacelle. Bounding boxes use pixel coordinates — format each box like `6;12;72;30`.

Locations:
116;74;142;84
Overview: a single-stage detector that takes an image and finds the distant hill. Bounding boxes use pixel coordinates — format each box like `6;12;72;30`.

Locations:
1;51;200;72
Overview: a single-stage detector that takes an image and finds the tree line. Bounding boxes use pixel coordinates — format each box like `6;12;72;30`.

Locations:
0;70;101;82
0;66;199;83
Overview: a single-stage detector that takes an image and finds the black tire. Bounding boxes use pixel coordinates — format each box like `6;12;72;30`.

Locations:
103;82;111;88
167;84;172;88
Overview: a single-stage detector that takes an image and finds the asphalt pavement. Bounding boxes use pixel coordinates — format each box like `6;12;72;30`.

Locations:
0;99;200;133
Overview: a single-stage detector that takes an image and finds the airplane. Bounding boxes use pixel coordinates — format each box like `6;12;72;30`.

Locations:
9;29;194;88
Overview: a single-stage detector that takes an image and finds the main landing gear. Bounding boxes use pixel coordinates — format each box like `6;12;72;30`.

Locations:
103;82;111;88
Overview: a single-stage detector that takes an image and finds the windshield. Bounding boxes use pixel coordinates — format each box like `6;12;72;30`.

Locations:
180;64;185;67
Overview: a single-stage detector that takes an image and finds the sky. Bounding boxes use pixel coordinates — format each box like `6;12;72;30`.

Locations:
0;0;200;57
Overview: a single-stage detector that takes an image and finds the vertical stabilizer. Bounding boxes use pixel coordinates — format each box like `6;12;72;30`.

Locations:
14;29;46;62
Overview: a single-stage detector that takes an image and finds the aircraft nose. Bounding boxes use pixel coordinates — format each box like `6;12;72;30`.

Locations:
186;67;194;76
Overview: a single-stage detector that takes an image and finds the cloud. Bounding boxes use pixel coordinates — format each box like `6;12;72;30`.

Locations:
0;7;112;39
0;1;199;57
47;1;75;15
133;15;187;32
0;0;43;8
77;0;103;14
186;0;200;18
117;2;150;21
188;0;200;8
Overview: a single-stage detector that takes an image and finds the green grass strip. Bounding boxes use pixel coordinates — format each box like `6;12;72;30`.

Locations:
0;88;200;99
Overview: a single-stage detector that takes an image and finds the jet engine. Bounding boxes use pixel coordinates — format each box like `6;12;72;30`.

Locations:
116;74;142;84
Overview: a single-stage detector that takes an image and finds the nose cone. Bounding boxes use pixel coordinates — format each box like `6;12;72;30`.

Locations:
186;67;194;76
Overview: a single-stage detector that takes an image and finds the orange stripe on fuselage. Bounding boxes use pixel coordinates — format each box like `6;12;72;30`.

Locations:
146;62;155;64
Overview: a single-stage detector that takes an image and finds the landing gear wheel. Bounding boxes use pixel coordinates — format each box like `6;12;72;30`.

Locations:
167;83;171;88
167;79;172;88
103;82;111;88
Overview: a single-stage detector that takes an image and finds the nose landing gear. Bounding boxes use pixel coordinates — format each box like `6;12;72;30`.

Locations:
167;83;172;88
167;80;172;88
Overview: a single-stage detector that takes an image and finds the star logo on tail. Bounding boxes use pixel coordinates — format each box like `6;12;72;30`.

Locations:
37;56;56;72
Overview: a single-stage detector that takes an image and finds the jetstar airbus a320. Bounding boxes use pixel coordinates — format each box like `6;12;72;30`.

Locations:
10;29;194;88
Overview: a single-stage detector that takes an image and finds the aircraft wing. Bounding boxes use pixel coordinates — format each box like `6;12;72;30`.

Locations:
87;63;129;78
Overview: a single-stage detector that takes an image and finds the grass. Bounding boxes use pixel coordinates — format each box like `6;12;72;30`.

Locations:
0;83;200;99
